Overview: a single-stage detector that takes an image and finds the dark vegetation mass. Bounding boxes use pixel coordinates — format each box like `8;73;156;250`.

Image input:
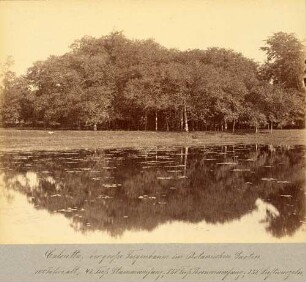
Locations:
0;31;305;132
2;145;305;238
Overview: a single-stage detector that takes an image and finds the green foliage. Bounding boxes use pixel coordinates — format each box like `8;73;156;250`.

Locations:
1;31;305;130
0;69;33;125
260;32;305;91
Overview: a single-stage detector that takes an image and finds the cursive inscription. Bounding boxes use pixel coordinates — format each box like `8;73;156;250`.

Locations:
28;247;305;281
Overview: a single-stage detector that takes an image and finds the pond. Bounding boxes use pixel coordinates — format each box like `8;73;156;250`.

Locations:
0;144;305;243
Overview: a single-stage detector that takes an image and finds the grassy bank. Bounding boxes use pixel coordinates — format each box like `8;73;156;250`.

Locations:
0;129;305;152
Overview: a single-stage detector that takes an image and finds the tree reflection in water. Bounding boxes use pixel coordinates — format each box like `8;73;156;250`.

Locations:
0;144;305;238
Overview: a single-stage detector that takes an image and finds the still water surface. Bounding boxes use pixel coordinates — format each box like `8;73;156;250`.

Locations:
0;144;305;243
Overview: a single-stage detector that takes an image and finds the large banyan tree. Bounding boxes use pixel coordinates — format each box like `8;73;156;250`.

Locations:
0;31;305;131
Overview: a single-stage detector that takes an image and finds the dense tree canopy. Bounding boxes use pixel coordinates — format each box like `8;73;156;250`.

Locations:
260;32;305;91
0;31;305;131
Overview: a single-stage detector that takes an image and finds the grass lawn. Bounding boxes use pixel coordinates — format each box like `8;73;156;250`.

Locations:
0;128;305;152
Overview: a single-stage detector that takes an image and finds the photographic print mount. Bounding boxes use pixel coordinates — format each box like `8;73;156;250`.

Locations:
0;0;305;281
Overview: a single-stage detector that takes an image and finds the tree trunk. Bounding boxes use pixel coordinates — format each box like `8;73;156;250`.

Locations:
184;146;189;176
255;126;258;133
166;115;169;131
93;123;97;131
232;120;235;133
224;120;228;131
180;148;183;163
144;112;148;131
183;102;189;132
180;110;184;131
270;122;273;133
155;110;158;131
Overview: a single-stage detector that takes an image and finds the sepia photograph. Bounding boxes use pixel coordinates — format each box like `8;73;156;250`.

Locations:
0;0;305;248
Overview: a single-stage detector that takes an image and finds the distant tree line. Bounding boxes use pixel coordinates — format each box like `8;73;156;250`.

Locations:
0;31;305;132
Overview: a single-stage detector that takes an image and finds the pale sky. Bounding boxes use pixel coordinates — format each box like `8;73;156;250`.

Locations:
0;0;305;75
